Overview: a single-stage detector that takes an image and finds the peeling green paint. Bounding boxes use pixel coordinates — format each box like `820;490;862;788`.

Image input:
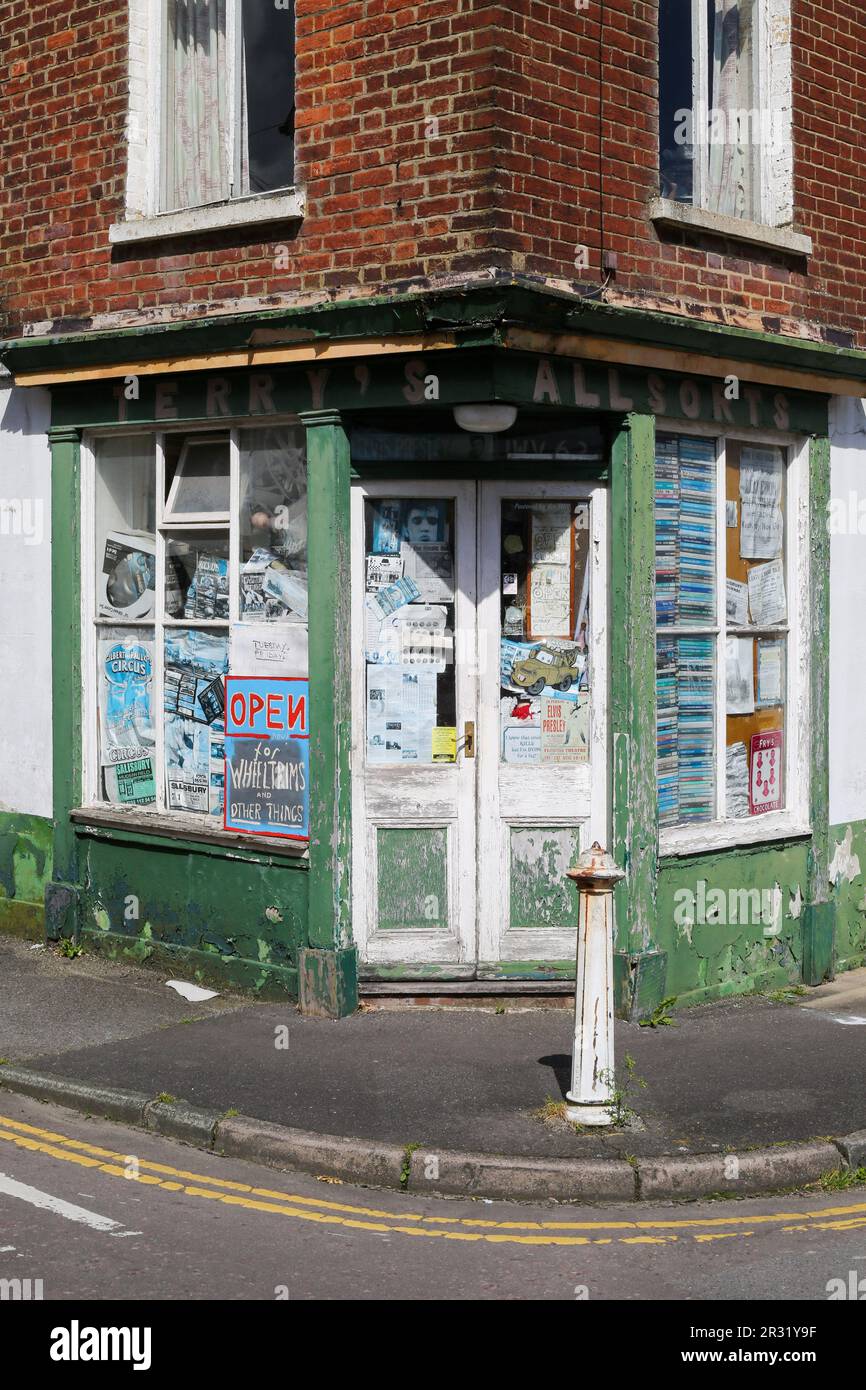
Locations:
0;814;52;939
377;827;448;930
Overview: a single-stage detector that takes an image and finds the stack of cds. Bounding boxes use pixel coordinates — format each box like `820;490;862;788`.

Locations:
656;639;679;825
678;438;716;625
654;437;680;627
654;436;717;825
677;635;715;822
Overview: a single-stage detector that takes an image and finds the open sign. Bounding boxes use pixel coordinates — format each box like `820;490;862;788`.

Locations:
226;677;308;739
224;677;310;840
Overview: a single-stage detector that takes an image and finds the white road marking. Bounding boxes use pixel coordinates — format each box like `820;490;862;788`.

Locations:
0;1171;138;1236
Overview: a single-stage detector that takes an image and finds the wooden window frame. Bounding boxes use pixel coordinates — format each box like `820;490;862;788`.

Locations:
656;421;811;857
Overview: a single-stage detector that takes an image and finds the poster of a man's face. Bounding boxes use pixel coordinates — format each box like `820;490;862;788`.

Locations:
371;499;449;553
402;501;446;544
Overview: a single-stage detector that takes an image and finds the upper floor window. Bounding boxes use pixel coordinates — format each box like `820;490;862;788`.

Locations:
658;0;792;228
162;0;296;213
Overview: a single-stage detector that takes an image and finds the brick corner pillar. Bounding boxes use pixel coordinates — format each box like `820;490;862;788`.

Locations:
298;410;358;1017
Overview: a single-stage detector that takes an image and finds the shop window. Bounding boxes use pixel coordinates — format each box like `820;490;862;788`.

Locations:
162;0;296;212
658;0;793;227
655;432;804;841
89;425;307;824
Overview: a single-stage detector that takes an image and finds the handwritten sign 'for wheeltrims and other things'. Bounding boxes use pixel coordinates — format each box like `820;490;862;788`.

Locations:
224;677;309;840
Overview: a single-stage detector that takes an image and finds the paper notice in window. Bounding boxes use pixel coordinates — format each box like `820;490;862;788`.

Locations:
366;554;404;591
400;542;454;603
757;640;784;706
739;447;783;559
432;727;457;762
531;504;572;565
366;666;436;764
529;563;571;636
726;637;755;715
726;579;749;626
747;559;787;627
540;696;590;764
231;622;308;677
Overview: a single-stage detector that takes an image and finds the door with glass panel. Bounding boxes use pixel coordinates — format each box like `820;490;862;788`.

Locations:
351;478;607;970
477;482;607;966
351;482;478;966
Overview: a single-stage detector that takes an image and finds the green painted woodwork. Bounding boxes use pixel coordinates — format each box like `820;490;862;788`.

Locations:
298;947;359;1018
610;415;660;973
808;436;832;909
301;410;357;1015
509;827;581;929
2;279;859;396
376;827;449;930
84;929;298;999
48;426;83;925
45;351;828;436
656;839;811;1002
77;833;306;994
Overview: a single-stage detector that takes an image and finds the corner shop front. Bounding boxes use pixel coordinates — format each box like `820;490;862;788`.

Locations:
5;289;841;1017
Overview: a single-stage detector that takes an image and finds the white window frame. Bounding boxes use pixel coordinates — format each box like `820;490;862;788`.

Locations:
80;420;303;834
651;0;807;255
656;420;811;858
111;0;304;246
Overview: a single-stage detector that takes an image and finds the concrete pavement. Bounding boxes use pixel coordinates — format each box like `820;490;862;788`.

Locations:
2;937;865;1202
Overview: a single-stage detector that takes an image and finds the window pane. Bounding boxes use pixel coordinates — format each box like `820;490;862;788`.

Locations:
706;0;759;220
725;637;786;817
164;628;228;816
98;627;157;807
166;534;230;619
163;0;230;211
499;500;591;766
364;499;456;765
659;0;695;202
165;435;230;518
241;0;295;194
657;635;716;825
655;434;716;628
239;426;307;623
725;441;787;816
95;437;155;620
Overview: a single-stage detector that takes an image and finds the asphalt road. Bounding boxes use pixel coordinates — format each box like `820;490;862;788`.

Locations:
0;1094;865;1306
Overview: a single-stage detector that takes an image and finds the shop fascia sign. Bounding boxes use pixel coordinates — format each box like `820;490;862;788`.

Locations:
98;352;826;434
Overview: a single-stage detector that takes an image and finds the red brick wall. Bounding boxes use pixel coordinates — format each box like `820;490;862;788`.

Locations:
1;0;865;349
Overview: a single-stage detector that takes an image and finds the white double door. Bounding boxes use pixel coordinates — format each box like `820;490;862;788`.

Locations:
351;478;608;970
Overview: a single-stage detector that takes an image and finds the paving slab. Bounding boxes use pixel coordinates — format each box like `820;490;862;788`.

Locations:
4;937;864;1162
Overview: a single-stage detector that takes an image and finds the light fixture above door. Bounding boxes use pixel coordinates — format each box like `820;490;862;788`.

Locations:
453;403;518;433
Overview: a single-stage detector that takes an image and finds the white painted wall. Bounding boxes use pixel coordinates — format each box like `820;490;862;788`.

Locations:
829;395;866;826
0;377;53;818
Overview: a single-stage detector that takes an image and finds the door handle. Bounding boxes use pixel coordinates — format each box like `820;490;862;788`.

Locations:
462;721;475;759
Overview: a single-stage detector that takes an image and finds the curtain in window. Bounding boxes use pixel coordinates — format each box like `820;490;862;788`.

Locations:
707;0;756;220
164;0;230;210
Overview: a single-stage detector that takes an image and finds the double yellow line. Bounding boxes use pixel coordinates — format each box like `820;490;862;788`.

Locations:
1;1112;864;1248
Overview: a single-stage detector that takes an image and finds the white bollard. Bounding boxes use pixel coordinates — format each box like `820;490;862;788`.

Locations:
564;842;625;1126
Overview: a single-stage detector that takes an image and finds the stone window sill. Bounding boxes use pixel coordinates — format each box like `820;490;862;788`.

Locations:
649;198;812;258
109;190;305;246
